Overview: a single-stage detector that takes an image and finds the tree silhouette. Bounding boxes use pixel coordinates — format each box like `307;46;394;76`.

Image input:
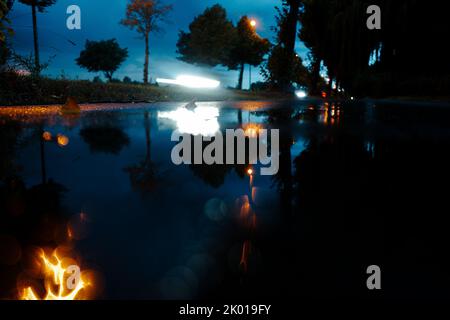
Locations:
121;0;172;84
229;16;270;90
262;44;308;89
76;39;128;81
18;0;56;74
176;4;235;67
0;120;22;181
124;111;159;193
0;0;13;42
177;7;270;89
0;0;14;65
270;0;301;90
297;0;449;97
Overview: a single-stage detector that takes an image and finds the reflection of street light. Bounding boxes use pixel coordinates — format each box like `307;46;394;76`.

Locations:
57;134;69;147
42;131;52;141
247;167;254;190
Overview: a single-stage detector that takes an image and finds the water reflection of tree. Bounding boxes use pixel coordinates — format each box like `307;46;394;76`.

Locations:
294;134;371;209
0;121;23;181
0;175;69;299
190;162;246;189
0;119;73;299
124;111;159;193
291;131;374;295
79;112;130;154
188;130;247;188
263;107;296;217
0;120;69;244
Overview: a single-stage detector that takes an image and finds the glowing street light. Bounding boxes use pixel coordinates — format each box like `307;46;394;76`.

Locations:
250;19;257;28
57;134;69;147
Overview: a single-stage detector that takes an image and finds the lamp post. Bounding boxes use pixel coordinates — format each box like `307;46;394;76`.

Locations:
249;19;257;91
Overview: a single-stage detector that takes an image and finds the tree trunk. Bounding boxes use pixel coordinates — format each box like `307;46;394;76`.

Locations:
310;58;321;96
279;0;300;90
285;0;300;54
143;33;149;84
237;63;245;90
31;4;40;74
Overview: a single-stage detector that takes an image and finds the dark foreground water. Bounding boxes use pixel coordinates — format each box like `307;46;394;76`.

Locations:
1;100;450;300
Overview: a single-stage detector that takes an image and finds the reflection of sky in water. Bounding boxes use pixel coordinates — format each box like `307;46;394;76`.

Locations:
6;102;285;299
4;100;450;299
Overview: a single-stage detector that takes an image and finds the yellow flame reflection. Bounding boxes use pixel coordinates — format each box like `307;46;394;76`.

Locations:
19;248;95;300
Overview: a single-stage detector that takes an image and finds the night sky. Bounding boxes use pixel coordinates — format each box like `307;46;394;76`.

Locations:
8;0;308;88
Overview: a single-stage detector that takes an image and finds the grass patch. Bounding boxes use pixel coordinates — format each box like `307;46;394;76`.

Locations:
0;72;290;106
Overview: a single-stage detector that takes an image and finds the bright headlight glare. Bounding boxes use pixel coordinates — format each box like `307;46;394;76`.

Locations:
156;75;220;89
295;90;307;98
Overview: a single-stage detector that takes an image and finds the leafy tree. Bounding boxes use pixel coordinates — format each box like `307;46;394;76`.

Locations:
0;43;9;67
121;0;172;84
263;0;302;91
124;112;159;193
12;51;52;76
297;0;334;94
18;0;56;74
76;39;128;81
274;0;301;90
262;45;308;88
176;4;236;67
1;0;14;42
177;7;270;90
0;0;14;66
282;0;301;55
298;0;449;97
229;16;270;90
123;76;132;83
374;0;449;77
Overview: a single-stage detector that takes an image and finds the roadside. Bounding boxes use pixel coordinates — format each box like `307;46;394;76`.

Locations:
0;74;291;106
1;74;449;108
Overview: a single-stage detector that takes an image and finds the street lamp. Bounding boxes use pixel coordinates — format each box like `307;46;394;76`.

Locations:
250;19;257;28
